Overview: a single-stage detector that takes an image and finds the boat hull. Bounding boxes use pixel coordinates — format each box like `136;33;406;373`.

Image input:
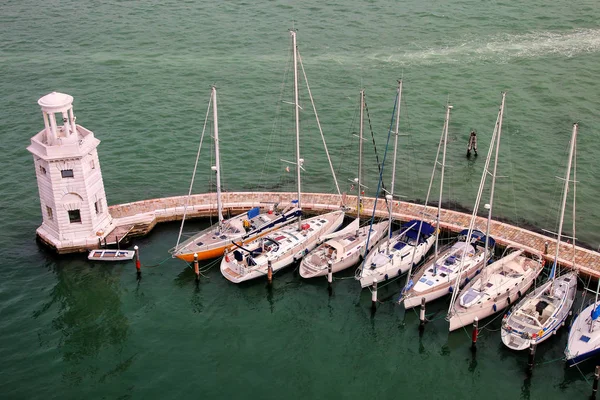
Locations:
357;220;437;288
358;233;435;288
448;252;542;331
448;285;529;332
565;302;600;365
173;208;300;262
403;261;483;309
176;245;228;262
501;272;578;350
299;221;388;279
221;211;345;283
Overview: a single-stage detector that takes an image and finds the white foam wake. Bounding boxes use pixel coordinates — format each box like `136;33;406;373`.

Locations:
321;28;600;66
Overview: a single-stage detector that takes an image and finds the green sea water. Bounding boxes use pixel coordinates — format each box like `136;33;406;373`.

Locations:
2;0;600;398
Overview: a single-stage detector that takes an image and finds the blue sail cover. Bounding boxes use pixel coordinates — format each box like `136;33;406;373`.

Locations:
247;207;260;219
459;229;496;248
401;220;435;241
592;304;600;320
549;260;557;280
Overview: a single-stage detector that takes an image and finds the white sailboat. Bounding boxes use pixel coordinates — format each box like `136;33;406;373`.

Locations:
403;229;495;309
566;279;600;365
448;248;543;331
355;82;436;289
446;93;544;331
170;86;300;262
501;123;579;351
220;30;345;284
300;90;388;278
401;101;482;309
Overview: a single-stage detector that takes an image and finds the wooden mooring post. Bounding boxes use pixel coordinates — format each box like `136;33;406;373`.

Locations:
193;253;199;283
419;297;426;333
527;342;537;376
327;260;333;295
371;279;378;312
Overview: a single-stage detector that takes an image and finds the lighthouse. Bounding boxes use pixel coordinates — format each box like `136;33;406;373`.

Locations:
27;92;113;252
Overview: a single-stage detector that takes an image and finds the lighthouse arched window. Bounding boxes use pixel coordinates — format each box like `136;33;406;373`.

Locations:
62;192;83;224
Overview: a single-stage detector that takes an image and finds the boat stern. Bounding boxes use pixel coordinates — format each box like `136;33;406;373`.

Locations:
501;327;531;351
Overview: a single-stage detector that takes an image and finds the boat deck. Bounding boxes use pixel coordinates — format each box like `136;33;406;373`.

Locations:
41;191;600;278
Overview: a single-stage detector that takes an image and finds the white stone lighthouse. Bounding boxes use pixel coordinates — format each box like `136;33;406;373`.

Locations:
27;92;113;252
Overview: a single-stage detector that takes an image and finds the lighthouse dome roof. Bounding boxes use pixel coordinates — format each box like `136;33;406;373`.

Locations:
38;92;73;112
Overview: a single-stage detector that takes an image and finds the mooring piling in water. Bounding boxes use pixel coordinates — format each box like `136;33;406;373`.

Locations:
134;245;141;279
467;130;478;156
471;317;479;352
193;253;199;282
267;260;273;286
327;260;333;294
371;279;378;312
419;297;426;332
527;342;537;376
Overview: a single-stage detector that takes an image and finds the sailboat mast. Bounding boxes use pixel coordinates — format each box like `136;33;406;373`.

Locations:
387;81;402;254
358;90;364;219
291;30;302;229
434;105;451;264
480;92;505;288
550;123;578;281
448;93;504;313
391;80;402;197
212;86;224;227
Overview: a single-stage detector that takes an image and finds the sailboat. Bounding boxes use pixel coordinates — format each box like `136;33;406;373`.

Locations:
501;123;579;351
448;248;543;331
299;90;388;279
220;30;345;283
400;102;495;309
170;86;300;262
355;86;438;289
566;279;600;365
445;93;544;331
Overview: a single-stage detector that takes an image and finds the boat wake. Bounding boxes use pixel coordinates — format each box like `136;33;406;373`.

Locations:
323;28;600;66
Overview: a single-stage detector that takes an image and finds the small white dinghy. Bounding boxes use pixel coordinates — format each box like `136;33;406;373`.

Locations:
88;249;135;261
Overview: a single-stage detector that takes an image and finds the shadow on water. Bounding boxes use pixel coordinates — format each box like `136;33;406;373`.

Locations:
33;256;130;387
521;375;532;400
191;283;203;314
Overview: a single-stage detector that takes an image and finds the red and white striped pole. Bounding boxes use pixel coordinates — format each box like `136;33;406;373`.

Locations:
134;245;141;279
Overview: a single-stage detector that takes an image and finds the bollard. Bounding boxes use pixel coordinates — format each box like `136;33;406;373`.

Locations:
419;297;426;332
371;279;378;312
593;365;600;400
544;241;549;255
527;342;537;376
134;245;141;279
471;317;479;352
193;253;200;282
267;260;273;286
